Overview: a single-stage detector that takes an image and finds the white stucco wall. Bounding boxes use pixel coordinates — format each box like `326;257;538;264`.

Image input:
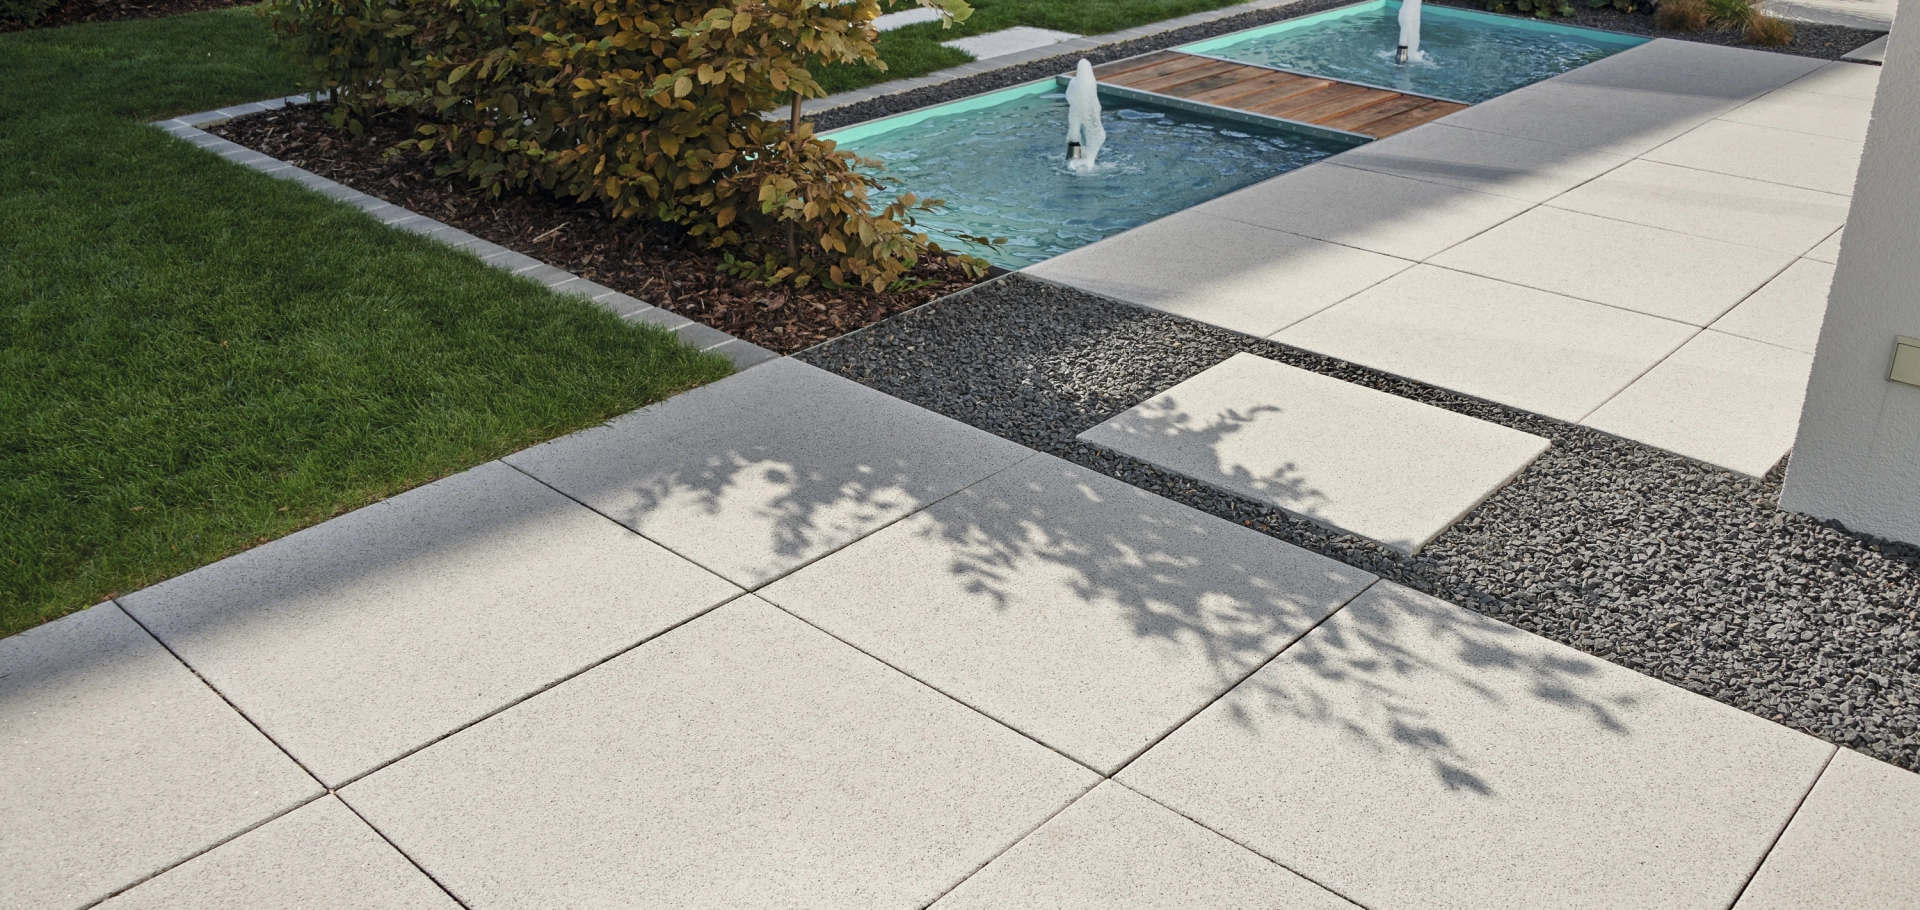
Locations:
1779;3;1920;543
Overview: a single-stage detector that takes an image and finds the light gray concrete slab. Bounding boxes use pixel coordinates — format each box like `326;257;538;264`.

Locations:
0;605;320;910
1331;123;1630;203
505;357;1031;587
1273;265;1697;422
1441;81;1725;157
342;597;1097;909
1582;329;1813;476
96;797;457;910
1761;0;1894;29
1543;37;1825;101
1721;87;1876;142
1079;354;1547;553
1788;60;1884;100
626;304;694;331
943;26;1078;59
1197;162;1533;262
1645;120;1865;196
1024;210;1412;338
1431;206;1797;325
1805;226;1844;263
761;453;1373;772
119;461;738;786
1840;34;1890;62
1547;159;1851;255
931;781;1357;910
1711;257;1835;353
873;5;942;29
1734;749;1920;910
1119;581;1836;910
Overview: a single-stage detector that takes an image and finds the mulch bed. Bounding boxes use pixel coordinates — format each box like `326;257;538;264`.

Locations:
1;0;250;32
209;105;981;355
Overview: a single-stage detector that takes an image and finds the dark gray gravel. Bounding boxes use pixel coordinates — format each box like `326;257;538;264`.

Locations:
814;1;1882;133
799;275;1920;771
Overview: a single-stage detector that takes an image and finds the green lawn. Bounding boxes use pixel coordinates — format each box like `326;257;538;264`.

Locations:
0;9;733;637
817;0;1273;93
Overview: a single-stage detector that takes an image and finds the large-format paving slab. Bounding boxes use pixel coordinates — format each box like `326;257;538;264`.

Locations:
96;797;457;910
761;453;1374;772
1547;37;1825;100
1711;257;1836;353
505;357;1031;588
1582;330;1814;476
930;782;1358;910
1784;59;1883;100
119;461;739;786
1734;749;1920;909
1119;582;1836;910
1720;87;1877;141
1197;162;1533;262
1547;159;1851;255
1077;354;1548;553
0;605;320;910
943;26;1079;59
342;597;1097;909
1643;119;1865;196
1440;79;1724;156
1273;265;1696;422
1762;0;1895;29
1432;206;1796;325
1330;123;1630;203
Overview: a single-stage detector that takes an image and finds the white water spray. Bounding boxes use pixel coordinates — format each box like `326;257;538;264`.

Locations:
1396;0;1423;64
1064;59;1106;174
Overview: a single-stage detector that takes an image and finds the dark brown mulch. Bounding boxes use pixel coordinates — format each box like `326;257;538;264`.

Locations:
208;105;981;355
1;0;251;33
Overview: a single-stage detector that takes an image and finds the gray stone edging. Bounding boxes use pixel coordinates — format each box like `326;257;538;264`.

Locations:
799;0;1304;117
151;102;780;372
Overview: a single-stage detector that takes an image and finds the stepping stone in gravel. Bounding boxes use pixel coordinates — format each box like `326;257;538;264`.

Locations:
944;26;1079;60
1077;353;1549;554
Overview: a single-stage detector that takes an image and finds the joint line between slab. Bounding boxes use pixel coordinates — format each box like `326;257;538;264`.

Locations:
1723;744;1840;910
331;795;479;910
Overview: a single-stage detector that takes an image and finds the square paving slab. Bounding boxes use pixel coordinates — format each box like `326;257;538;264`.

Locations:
1119;582;1836;910
1440;80;1724;157
1644;120;1864;196
1432;206;1796;325
0;605;320;910
930;781;1357;910
96;797;458;910
1331;123;1629;203
1024;209;1411;338
119;461;739;786
1546;159;1851;255
1733;749;1920;910
760;453;1374;772
1710;257;1835;353
1544;38;1824;101
1273;265;1697;422
1077;354;1548;553
505;357;1031;588
1582;330;1813;476
342;597;1096;910
1197;162;1533;262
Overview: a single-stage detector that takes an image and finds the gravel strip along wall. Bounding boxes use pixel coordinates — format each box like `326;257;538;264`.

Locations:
798;275;1920;772
812;0;1881;132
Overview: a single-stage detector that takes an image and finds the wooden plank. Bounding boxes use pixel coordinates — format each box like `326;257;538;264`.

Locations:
1354;100;1468;137
1158;65;1270;99
1090;51;1184;81
1287;88;1402;125
1182;70;1317;107
1098;54;1220;88
1314;94;1432;132
1121;60;1247;94
1250;82;1372;119
1218;75;1338;113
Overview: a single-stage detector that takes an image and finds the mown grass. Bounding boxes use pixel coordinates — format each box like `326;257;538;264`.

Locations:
816;0;1277;93
0;8;734;637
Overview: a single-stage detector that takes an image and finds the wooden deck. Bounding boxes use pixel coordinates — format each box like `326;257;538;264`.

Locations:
1092;51;1468;139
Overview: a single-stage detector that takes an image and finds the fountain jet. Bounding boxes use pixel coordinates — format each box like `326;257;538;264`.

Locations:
1397;0;1423;64
1065;59;1106;174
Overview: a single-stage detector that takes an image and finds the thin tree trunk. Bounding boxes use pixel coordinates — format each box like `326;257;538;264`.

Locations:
787;93;802;263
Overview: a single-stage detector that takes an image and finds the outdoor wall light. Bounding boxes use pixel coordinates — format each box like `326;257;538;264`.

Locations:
1891;336;1920;388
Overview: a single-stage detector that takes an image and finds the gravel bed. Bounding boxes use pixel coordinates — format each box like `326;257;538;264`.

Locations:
798;274;1920;771
814;0;1880;132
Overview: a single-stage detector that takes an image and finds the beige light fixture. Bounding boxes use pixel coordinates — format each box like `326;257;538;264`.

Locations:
1891;336;1920;387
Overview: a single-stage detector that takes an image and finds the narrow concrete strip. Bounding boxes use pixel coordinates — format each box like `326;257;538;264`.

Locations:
1840;35;1889;62
943;26;1080;60
1120;581;1837;910
0;604;321;910
96;797;458;910
118;461;741;786
1080;354;1549;553
341;597;1099;909
762;452;1374;771
1733;749;1920;909
930;781;1357;910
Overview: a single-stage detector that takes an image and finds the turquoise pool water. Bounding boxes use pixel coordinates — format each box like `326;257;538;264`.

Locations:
828;82;1357;269
1181;0;1645;103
